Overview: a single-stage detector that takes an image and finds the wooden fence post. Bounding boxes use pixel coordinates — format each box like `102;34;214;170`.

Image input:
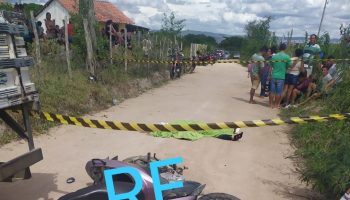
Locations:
64;16;72;79
30;11;41;65
137;30;141;46
83;19;95;77
109;24;113;65
159;39;162;59
124;27;128;72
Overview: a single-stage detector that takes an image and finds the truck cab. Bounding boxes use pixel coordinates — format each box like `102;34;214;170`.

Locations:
0;10;42;182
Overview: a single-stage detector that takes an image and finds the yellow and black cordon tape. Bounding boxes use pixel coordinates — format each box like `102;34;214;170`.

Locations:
115;58;350;65
31;111;350;132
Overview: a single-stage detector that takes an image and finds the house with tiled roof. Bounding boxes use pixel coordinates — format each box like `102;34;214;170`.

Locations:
35;0;147;33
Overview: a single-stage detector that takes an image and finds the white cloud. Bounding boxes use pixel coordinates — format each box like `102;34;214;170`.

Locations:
245;2;273;13
223;12;259;24
138;6;161;16
23;0;349;38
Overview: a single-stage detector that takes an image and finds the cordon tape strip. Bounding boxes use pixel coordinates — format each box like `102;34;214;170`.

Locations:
28;111;350;132
115;58;350;65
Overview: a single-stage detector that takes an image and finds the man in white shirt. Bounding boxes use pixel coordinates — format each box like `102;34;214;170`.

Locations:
326;55;342;85
340;184;350;200
295;66;333;107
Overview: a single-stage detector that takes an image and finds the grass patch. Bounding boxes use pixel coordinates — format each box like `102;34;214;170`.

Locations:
280;67;350;199
0;56;169;145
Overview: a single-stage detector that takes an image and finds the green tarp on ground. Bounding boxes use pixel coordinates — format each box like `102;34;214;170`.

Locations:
151;120;234;141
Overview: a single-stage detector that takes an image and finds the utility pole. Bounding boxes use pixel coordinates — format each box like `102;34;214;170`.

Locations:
317;0;329;37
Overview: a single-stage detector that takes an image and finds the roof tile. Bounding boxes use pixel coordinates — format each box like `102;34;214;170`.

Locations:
58;0;134;24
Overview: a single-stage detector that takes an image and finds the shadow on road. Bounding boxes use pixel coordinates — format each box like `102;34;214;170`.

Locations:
259;178;325;200
0;173;67;200
232;96;270;107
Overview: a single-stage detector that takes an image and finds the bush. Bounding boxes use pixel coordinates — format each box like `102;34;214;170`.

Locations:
283;60;350;198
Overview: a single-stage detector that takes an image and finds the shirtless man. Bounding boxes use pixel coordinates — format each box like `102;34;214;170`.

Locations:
45;12;56;39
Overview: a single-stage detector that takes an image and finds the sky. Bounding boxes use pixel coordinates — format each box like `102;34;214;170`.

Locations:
14;0;350;39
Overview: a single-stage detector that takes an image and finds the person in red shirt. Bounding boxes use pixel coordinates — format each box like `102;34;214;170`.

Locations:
67;21;74;43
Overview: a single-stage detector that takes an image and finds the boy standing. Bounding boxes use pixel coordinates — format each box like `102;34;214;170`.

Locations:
269;43;292;109
249;46;268;104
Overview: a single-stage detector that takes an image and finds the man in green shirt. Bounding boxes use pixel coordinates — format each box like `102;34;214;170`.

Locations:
269;43;292;108
249;46;268;104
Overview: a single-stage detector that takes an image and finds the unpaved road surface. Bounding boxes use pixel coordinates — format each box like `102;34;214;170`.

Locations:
0;63;319;200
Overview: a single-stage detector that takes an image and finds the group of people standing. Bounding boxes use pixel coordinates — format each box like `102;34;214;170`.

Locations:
248;34;342;109
104;20;132;49
43;12;74;43
23;11;74;44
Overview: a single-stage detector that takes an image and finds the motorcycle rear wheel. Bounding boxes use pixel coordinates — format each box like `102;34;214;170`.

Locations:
170;69;175;79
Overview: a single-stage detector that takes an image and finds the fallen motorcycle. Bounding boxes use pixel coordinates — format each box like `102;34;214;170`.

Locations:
58;153;240;200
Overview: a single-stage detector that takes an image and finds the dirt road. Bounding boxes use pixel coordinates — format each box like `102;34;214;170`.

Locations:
0;63;318;199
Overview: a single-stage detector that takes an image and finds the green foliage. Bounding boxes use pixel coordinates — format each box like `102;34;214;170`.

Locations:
67;14;87;65
161;11;186;37
22;3;43;18
340;24;350;43
0;51;169;144
33;57;168;116
318;32;331;55
291;120;350;199
282;26;350;198
218;36;246;51
0;3;13;11
69;13;109;68
241;17;272;59
245;16;272;41
339;24;350;57
79;0;93;17
37;65;111;115
182;34;217;51
305;31;309;45
0;3;43;17
286;70;350;198
270;31;278;47
183;34;217;46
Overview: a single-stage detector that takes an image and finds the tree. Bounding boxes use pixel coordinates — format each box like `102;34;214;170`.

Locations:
0;3;14;11
182;34;217;49
339;23;350;58
22;3;43;18
304;31;309;44
245;16;272;42
0;3;44;17
340;23;350;46
270;32;278;47
318;32;330;55
161;11;186;37
79;0;97;50
241;16;272;59
218;36;246;51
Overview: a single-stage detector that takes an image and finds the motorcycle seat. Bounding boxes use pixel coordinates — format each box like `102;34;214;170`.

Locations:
163;181;202;200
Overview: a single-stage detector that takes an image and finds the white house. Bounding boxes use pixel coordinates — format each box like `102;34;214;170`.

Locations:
35;0;70;32
35;0;136;33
